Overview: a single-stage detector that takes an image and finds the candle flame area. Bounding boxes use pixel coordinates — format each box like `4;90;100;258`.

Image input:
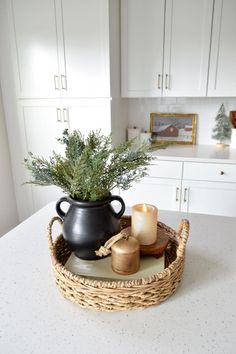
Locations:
142;204;148;212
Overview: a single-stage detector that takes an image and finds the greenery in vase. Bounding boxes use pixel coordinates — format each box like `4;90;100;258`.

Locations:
24;129;152;201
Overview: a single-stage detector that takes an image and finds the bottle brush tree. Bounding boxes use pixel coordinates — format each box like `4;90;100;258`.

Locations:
212;104;232;145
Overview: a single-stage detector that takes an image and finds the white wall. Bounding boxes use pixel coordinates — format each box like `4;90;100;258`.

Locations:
0;0;33;221
0;88;18;236
127;97;236;144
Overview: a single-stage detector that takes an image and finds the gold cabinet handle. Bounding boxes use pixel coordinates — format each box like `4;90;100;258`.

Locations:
56;108;62;122
54;75;60;90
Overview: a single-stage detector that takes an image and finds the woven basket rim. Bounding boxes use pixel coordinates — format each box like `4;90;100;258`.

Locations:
48;216;189;289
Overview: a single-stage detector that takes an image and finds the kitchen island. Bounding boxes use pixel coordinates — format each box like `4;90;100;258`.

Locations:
0;202;235;354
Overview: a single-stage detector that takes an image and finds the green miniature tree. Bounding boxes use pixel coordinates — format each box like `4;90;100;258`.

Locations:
212;104;232;145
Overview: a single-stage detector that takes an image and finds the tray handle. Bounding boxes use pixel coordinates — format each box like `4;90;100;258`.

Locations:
47;216;63;255
176;219;189;257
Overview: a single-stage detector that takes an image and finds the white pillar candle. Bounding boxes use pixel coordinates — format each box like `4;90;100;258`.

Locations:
131;204;158;245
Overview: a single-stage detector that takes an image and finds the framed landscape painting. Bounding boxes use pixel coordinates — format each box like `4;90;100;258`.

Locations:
150;113;197;145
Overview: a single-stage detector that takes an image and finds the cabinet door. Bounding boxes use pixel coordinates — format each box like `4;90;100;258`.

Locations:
121;0;165;97
23;104;68;212
60;0;110;98
163;0;213;97
120;178;181;211
67;99;111;136
208;0;236;96
12;0;60;98
181;181;236;217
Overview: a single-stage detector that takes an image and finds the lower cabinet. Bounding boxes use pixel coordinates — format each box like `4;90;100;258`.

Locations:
21;101;68;212
19;99;111;213
182;161;236;216
121;159;236;217
181;180;236;217
121;177;181;211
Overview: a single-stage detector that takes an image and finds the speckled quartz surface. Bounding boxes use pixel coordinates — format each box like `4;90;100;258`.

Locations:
151;144;236;163
0;202;235;354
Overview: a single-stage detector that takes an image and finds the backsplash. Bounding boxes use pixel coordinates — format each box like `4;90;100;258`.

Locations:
127;97;236;145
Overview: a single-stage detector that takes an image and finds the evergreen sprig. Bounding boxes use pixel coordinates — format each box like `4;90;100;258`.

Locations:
24;129;152;201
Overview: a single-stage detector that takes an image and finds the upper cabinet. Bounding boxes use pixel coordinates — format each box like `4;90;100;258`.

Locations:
11;0;60;98
208;0;236;97
163;0;213;97
11;0;110;99
121;0;213;97
61;0;110;98
121;0;165;97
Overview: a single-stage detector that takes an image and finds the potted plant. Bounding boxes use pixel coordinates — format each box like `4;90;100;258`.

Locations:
24;129;152;260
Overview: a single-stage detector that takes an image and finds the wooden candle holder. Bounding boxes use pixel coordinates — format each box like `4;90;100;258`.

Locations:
140;228;169;258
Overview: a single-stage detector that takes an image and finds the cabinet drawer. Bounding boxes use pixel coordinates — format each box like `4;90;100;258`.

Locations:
183;162;236;183
147;161;182;179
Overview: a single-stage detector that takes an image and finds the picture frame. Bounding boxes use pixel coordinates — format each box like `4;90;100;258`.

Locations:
150;113;197;145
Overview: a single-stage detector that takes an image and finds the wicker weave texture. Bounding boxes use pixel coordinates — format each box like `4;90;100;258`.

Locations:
48;216;189;312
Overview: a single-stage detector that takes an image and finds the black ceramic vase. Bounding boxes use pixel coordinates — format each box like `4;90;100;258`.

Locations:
56;195;125;260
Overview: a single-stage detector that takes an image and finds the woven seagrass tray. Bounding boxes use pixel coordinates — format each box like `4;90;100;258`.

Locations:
47;216;189;312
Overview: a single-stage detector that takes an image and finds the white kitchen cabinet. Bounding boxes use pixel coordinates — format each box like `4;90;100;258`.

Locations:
121;157;236;217
22;104;68;158
208;0;236;97
183;161;236;184
120;160;183;211
11;0;60;98
11;0;110;99
163;0;213;97
121;177;181;211
121;0;213;97
1;0;123;220
180;181;236;217
22;102;68;211
20;99;111;212
61;0;110;98
121;0;165;97
68;99;111;136
181;160;236;216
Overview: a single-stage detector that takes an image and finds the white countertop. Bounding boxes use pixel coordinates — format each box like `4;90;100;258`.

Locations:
0;202;236;354
150;144;236;163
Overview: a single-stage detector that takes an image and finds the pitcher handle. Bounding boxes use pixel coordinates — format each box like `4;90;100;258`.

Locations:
108;195;125;219
56;196;71;220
